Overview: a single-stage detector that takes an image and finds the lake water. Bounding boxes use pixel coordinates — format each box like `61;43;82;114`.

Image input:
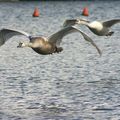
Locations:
0;1;120;120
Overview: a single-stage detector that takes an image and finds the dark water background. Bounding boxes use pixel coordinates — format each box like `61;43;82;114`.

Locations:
0;1;120;120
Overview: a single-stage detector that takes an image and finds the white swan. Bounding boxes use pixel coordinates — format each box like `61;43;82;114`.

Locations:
0;26;101;55
63;18;120;36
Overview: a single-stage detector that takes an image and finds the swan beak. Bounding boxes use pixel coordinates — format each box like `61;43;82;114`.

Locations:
17;42;23;48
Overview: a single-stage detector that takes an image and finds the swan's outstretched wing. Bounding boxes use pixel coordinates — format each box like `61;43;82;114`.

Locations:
48;26;102;56
102;19;120;27
63;19;90;28
63;19;78;27
0;28;31;46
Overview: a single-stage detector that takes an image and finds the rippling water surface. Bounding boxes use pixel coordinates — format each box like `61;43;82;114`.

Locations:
0;1;120;120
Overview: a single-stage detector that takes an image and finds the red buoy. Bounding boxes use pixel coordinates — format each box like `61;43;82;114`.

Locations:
82;7;89;16
33;7;39;17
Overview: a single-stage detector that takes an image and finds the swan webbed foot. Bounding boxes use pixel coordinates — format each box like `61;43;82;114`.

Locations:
106;31;114;36
56;47;63;53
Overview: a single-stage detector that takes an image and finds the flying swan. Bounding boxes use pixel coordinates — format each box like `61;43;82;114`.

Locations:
63;18;120;36
0;26;101;55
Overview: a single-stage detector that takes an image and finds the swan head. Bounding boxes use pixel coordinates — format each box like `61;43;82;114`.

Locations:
63;19;78;27
76;18;90;24
17;42;26;48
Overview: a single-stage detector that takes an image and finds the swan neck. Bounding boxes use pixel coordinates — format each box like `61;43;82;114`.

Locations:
25;42;33;48
78;20;89;26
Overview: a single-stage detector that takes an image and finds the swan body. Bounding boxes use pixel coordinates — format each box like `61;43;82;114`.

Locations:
63;19;120;36
88;21;108;36
0;26;102;55
19;37;61;55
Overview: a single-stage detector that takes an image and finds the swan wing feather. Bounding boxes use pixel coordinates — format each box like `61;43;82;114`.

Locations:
102;19;120;27
0;28;31;46
48;26;102;55
63;19;78;27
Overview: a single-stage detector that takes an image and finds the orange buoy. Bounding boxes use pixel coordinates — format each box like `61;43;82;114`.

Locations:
33;7;39;17
82;7;89;16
